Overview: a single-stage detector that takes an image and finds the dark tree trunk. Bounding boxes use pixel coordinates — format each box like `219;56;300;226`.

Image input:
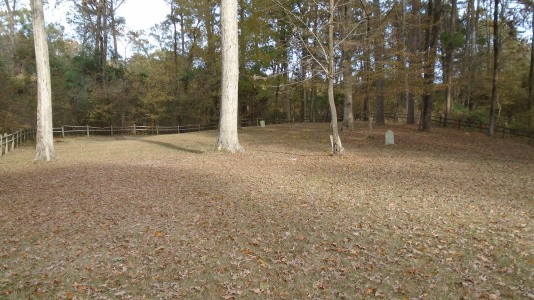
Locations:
95;0;108;84
463;0;477;109
400;0;413;125
180;10;185;56
341;0;354;129
375;78;385;126
109;0;123;60
373;0;385;126
407;93;415;124
420;0;441;131
444;0;457;127
205;0;216;74
170;1;178;68
489;0;499;136
363;7;372;121
528;9;533;131
406;0;421;123
3;0;16;51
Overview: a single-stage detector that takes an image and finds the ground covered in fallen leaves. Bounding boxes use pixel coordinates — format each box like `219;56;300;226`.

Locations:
1;122;533;299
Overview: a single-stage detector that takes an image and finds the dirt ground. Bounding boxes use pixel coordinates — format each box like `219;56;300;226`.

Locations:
1;122;533;299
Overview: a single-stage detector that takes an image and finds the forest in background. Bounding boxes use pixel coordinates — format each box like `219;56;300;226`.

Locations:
0;0;533;133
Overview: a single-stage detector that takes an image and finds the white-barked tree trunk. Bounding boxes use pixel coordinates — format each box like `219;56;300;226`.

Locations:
217;0;243;153
32;0;56;161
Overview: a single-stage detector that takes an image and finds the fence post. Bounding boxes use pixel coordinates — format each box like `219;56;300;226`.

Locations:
5;133;9;153
156;125;159;135
11;132;15;151
133;124;137;135
61;125;65;138
86;125;90;137
2;133;6;155
0;134;3;157
110;125;114;136
177;125;180;133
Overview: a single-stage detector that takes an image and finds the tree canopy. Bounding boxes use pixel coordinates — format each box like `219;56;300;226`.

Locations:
0;0;533;133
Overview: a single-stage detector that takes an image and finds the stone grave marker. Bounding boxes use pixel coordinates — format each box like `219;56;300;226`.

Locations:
260;120;266;128
385;130;395;145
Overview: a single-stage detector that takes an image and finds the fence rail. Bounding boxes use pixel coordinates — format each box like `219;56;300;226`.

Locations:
430;115;533;139
51;119;260;138
362;113;533;140
0;128;36;158
1;114;532;158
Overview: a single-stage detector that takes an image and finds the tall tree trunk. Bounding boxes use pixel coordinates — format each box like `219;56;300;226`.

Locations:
341;1;354;129
205;0;216;73
101;0;108;82
528;8;533;131
375;78;385;125
463;0;476;109
328;0;344;155
407;93;415;124
217;0;243;153
400;0;412;124
420;0;441;131
444;0;457;127
109;0;119;60
31;0;56;161
406;0;420;124
80;0;90;52
310;3;319;123
3;0;17;51
300;46;309;122
279;22;291;122
170;1;179;68
95;0;108;83
373;0;385;126
95;0;103;61
180;10;186;56
363;9;372;121
489;0;499;136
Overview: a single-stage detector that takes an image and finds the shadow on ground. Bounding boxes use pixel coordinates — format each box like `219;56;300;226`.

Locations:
131;138;205;154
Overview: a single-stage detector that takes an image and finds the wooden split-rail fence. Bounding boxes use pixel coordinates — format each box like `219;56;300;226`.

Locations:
0;119;261;158
2;115;532;158
0;129;36;158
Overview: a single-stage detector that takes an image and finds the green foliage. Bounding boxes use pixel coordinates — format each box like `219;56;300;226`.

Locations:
440;32;465;49
450;103;487;123
0;0;532;133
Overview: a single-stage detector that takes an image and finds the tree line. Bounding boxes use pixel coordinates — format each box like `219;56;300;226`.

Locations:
1;0;533;149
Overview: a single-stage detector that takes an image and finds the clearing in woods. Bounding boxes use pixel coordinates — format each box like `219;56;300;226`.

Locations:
0;122;533;299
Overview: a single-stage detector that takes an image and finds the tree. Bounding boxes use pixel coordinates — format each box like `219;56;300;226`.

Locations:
327;0;344;154
372;0;386;127
461;0;478;109
217;0;243;153
528;2;533;130
31;0;55;161
341;0;354;129
443;0;457;127
3;0;17;51
399;0;414;125
489;0;500;136
420;0;441;131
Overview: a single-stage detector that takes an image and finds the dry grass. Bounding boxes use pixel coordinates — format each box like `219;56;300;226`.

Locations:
1;122;533;299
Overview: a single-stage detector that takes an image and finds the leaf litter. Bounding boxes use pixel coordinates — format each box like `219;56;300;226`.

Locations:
0;122;533;299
